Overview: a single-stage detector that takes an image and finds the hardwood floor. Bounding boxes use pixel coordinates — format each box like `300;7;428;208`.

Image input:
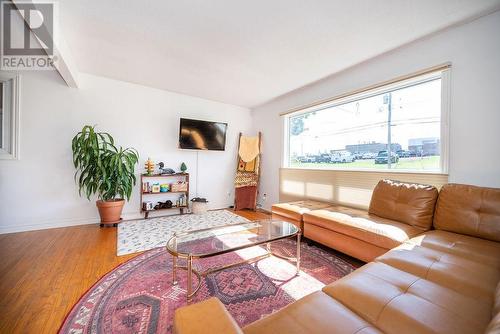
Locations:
0;209;270;334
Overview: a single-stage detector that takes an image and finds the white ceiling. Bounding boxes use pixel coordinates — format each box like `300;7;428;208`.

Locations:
59;0;500;108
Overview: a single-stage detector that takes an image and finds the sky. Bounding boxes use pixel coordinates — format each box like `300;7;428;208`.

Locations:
289;78;441;156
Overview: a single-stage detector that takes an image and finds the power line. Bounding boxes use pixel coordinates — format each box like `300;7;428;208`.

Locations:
296;117;440;137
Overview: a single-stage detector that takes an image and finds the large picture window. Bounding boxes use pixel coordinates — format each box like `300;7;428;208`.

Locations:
284;69;449;173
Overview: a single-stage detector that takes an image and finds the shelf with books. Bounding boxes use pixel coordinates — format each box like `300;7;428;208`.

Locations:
140;173;189;219
142;191;188;195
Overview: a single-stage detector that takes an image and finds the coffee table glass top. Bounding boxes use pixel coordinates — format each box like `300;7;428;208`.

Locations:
166;220;299;258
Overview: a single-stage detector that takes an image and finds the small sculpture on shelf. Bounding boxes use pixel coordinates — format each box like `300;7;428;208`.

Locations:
180;162;187;173
158;162;175;175
144;158;155;175
154;200;173;210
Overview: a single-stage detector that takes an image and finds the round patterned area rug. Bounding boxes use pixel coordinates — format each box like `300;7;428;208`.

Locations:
59;239;357;333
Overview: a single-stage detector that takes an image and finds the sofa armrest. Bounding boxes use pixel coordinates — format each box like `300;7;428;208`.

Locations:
173;297;243;334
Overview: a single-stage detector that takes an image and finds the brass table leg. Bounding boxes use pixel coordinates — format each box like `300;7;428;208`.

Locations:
172;233;301;301
296;232;301;275
172;255;177;285
187;255;193;301
265;236;300;275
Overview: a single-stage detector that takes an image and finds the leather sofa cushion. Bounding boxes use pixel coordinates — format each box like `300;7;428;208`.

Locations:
368;179;438;230
322;262;491;334
433;183;500;242
375;241;500;303
271;200;331;222
243;291;382;334
304;223;387;262
495;281;500;317
486;313;500;333
174;297;243;334
304;207;422;249
406;230;500;268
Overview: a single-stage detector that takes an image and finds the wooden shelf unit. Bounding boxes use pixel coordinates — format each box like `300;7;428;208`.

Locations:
140;173;189;219
142;191;187;195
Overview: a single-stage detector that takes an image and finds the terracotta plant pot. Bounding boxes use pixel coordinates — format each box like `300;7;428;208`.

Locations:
96;199;125;225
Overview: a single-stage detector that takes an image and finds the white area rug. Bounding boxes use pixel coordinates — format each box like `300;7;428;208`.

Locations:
117;210;249;256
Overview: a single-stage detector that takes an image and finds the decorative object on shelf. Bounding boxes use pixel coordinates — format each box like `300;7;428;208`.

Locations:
71;125;139;227
171;180;188;192
142;182;150;193
191;197;208;214
151;183;160;193
145;158;155;175
180;162;187;173
158;162;175;175
160;183;170;192
142;201;154;211
155;200;173;210
234;132;262;211
177;194;187;207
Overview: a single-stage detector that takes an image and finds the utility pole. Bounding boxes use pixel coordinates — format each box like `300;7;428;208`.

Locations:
384;93;392;169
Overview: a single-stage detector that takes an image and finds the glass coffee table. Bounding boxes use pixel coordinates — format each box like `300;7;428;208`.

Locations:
166;220;300;301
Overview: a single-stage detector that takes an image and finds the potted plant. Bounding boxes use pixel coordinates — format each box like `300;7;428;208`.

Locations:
72;125;139;226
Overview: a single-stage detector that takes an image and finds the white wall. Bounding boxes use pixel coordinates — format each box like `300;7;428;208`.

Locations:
252;10;500;210
0;71;251;233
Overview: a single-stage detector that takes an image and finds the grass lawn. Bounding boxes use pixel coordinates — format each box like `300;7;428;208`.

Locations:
290;156;440;171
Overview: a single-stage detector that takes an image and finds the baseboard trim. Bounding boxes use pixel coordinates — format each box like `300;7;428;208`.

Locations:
0;206;236;235
257;207;271;214
0;217;100;235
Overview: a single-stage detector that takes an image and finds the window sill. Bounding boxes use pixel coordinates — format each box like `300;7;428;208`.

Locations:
281;166;448;176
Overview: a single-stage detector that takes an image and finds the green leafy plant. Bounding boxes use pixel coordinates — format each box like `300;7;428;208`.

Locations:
72;125;139;201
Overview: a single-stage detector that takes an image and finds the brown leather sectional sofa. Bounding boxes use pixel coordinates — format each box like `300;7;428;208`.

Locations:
274;179;440;262
174;181;500;334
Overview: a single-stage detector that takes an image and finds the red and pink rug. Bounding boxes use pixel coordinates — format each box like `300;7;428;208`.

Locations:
59;239;357;333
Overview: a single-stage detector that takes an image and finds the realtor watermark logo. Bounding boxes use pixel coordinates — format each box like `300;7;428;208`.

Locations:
1;1;57;70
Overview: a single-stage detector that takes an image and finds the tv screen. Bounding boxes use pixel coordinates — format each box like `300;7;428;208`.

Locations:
179;118;227;151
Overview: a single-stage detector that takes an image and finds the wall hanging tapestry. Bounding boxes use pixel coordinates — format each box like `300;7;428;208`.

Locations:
234;132;261;210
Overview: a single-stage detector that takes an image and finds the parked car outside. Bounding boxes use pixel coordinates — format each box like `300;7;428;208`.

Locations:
331;151;355;163
361;152;377;159
374;150;399;164
317;154;332;163
353;152;364;160
297;155;317;163
396;150;411;158
306;156;318;163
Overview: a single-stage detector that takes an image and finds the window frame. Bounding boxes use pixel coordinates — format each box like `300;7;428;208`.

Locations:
0;73;21;160
282;68;450;174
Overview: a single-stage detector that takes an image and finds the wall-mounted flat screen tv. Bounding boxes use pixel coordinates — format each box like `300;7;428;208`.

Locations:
178;118;228;151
